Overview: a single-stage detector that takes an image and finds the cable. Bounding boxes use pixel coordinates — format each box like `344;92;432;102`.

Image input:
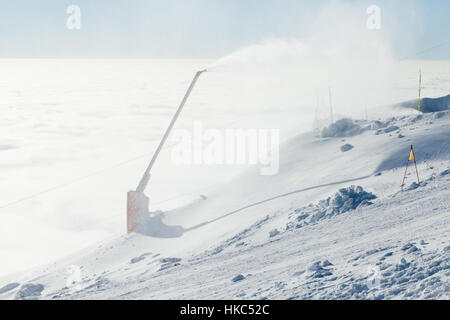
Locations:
401;38;450;60
0;152;152;210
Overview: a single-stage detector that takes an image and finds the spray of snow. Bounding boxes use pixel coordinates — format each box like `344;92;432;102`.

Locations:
208;3;396;118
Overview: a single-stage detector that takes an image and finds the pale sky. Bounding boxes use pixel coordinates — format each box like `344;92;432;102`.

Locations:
0;0;448;59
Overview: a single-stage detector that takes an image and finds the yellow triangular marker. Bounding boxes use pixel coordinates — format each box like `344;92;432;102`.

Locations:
409;149;415;161
402;145;420;190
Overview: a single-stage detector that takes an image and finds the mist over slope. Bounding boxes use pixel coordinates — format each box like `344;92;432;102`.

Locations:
1;107;449;300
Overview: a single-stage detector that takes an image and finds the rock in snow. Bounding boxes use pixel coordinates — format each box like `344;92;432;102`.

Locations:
340;144;354;152
286;186;376;230
308;261;333;278
384;126;399;133
14;284;44;300
269;229;280;238
321;119;363;138
232;274;245;283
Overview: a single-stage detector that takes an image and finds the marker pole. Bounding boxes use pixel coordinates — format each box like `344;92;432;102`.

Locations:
401;157;410;190
412;149;420;184
418;69;422;114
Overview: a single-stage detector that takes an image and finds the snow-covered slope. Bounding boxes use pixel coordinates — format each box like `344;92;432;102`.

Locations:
1;110;449;300
396;94;450;113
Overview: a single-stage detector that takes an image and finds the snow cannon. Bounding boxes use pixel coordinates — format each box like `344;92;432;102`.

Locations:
127;69;207;234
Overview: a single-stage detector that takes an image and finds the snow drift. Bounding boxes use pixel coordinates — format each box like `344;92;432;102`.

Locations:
396;94;450;113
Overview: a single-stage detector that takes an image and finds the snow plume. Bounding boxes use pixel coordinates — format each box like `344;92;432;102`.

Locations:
209;39;313;72
208;3;396;118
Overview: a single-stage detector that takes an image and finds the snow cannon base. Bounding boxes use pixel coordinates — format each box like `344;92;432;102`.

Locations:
127;191;150;234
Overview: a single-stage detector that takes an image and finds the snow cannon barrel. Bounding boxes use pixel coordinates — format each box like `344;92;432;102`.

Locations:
127;69;206;234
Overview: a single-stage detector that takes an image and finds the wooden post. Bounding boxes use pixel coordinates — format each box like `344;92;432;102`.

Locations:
412;149;420;184
401;158;410;190
401;145;420;190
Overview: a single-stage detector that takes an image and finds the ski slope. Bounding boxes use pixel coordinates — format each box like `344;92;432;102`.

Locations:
1;107;449;300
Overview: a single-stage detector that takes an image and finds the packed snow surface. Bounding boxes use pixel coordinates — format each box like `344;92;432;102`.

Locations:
1;109;449;300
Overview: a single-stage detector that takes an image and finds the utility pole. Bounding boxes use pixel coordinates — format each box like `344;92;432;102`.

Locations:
418;69;422;114
328;87;334;124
